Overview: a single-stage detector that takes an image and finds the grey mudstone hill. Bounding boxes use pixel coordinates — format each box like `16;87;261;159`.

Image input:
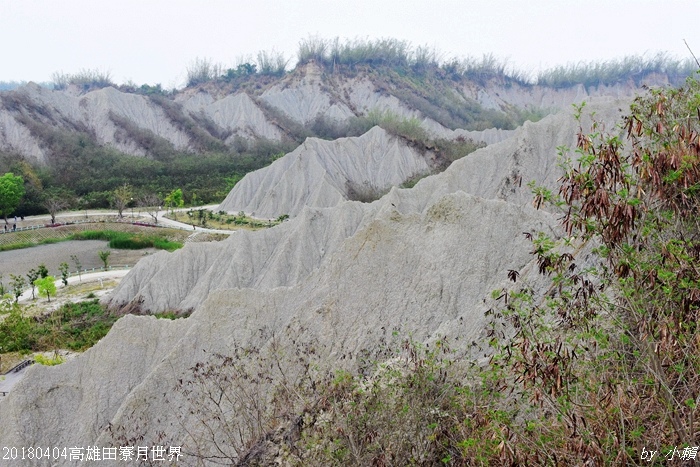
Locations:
218;126;435;218
0;98;627;464
0;61;659;165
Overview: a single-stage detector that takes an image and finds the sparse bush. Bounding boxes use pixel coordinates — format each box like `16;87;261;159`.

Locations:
474;77;700;464
537;52;695;88
35;354;64;366
345;180;389;203
153;311;183;320
257;49;288;76
98;250;110;268
185;57;224;87
162;331;326;464
9;274;25;303
59;262;69;287
399;173;429;189
52;69;113;91
118;82;169;96
292;338;497;466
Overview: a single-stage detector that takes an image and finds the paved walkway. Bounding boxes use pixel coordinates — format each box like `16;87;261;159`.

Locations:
3;204;239;236
156;206;239;235
17;269;131;303
0;363;32;397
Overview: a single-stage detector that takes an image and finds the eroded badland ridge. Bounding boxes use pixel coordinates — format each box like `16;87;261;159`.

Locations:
0;51;692;464
0;60;673;164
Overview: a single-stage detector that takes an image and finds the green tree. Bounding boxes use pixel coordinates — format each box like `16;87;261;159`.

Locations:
0;172;25;225
59;262;69;286
98;250;111;268
112;183;132;219
9;274;26;303
164;188;184;217
37;264;49;279
26;268;39;300
34;276;56;303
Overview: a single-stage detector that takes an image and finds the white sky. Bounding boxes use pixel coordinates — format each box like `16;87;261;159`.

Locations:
1;0;698;88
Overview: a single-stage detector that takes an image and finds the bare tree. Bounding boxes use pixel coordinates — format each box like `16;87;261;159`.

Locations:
44;197;68;224
138;193;162;224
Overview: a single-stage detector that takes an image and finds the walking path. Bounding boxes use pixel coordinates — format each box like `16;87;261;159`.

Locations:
16;268;131;303
0;361;34;396
2;204;238;237
0;204;253;398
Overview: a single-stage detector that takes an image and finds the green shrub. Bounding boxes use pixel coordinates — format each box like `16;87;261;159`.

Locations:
154;311;181;320
34;354;64;366
152;238;182;252
0;307;35;352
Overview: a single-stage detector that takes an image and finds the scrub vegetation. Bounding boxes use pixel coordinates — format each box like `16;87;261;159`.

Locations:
0;299;117;352
135;72;700;465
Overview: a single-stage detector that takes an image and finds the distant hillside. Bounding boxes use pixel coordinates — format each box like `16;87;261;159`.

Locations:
2;44;692;164
0;39;694;214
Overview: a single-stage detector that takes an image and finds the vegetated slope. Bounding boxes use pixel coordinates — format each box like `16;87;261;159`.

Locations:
0;98;627;459
218;126;434;218
0;60;661;165
0;83;282;164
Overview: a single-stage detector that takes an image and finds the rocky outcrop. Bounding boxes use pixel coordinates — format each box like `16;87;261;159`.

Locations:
218;126;433;218
178;91;284;142
260;62;356;124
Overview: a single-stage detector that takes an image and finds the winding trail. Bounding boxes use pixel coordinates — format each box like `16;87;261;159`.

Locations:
0;205;245;399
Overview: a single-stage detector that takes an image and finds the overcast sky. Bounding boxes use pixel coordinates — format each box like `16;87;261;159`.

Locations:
1;0;698;88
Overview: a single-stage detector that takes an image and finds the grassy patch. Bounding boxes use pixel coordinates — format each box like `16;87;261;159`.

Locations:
71;230;182;251
399;172;430;189
0;299;118;353
172;209;283;230
0;241;39;252
0;237;66;252
34;353;65;366
154;311;190;320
